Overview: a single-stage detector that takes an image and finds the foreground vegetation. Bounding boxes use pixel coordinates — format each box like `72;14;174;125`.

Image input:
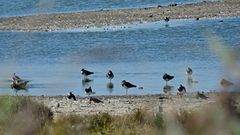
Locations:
0;94;240;135
0;96;52;135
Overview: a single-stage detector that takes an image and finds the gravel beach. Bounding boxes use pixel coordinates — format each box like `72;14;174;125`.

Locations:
31;92;238;119
0;1;240;32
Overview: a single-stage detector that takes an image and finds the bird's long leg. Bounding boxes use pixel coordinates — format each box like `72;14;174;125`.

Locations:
125;88;128;95
89;96;91;104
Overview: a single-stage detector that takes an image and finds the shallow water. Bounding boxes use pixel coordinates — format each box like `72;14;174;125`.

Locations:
0;17;239;96
0;0;220;17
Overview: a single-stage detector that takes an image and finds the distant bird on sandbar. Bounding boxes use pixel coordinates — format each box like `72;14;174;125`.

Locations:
186;67;193;77
106;70;114;82
85;86;96;95
163;73;174;85
164;17;170;22
67;92;76;101
177;84;186;95
11;80;29;90
90;97;103;103
121;80;137;95
196;91;209;99
220;79;233;89
81;68;94;78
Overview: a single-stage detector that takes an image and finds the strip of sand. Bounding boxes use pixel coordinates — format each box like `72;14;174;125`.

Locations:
0;1;240;32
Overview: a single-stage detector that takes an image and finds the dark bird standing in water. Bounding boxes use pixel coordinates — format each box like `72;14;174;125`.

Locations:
81;68;94;78
67;92;76;101
163;73;174;85
90;97;103;103
177;84;186;95
220;79;233;89
85;86;96;95
106;70;114;82
121;80;137;95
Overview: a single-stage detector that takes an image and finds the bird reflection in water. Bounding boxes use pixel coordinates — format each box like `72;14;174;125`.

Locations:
106;82;114;93
163;84;174;94
11;86;28;95
82;78;93;87
186;67;198;87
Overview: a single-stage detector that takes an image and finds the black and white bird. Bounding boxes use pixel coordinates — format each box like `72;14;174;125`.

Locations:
81;68;94;78
186;67;193;77
11;80;29;90
121;80;137;95
164;17;170;22
90;97;103;103
220;79;233;89
85;86;96;95
67;92;76;100
106;70;114;82
177;84;186;95
163;73;174;84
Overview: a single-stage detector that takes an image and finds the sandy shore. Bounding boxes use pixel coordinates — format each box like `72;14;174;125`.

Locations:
30;92;239;119
0;1;240;32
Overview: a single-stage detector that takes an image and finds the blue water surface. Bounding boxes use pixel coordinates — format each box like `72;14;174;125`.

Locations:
0;17;239;96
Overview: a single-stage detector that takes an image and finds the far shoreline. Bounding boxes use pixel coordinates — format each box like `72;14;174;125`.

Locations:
0;1;240;32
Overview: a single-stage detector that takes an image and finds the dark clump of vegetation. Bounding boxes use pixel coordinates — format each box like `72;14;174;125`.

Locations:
89;113;113;134
154;112;165;130
0;96;52;135
39;108;165;135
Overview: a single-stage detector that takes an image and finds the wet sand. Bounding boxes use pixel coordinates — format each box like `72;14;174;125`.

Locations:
0;1;240;32
31;92;237;119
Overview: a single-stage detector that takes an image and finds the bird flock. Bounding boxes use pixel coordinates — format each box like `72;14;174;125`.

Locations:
10;67;234;102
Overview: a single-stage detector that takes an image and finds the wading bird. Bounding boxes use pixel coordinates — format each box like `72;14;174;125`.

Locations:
177;84;186;96
81;68;94;78
163;73;174;85
121;80;137;95
85;86;96;95
106;70;114;82
164;17;170;22
11;80;29;90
